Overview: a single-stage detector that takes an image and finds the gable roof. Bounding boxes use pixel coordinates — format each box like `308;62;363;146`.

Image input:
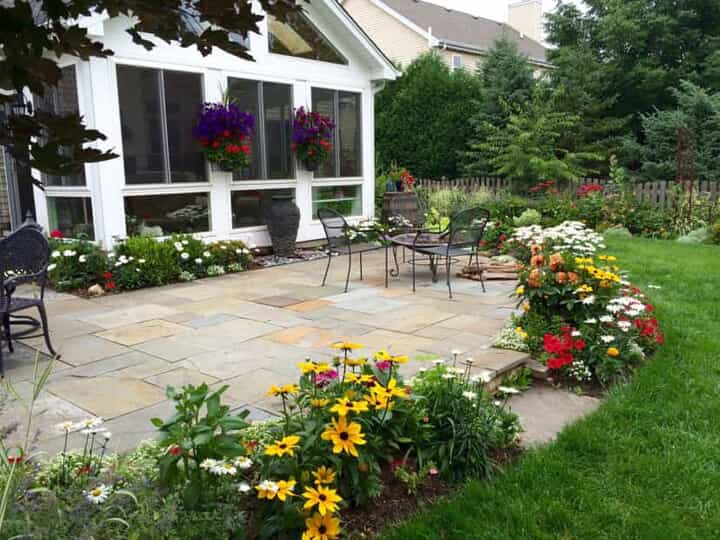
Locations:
373;0;548;65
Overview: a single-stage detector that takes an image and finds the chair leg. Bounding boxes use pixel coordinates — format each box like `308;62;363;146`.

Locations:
345;252;352;293
446;254;453;299
37;304;58;357
359;251;363;281
321;253;332;287
3;314;13;353
412;249;416;293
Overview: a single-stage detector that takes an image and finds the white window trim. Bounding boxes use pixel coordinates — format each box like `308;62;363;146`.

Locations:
310;181;364;221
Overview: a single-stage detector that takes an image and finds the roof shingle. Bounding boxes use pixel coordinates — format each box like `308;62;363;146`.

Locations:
379;0;547;63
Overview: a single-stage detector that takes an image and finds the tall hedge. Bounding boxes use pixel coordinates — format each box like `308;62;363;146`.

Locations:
375;53;481;178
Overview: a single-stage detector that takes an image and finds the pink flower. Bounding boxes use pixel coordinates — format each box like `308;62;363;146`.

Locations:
376;360;392;371
315;369;338;388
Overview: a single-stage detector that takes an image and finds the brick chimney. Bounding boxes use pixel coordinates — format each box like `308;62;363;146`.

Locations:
508;0;543;43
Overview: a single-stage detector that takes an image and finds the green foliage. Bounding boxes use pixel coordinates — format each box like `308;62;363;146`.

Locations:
513;208;542;227
376;53;482;177
712;220;720;244
411;365;520;482
546;0;720;140
47;238;107;292
426;188;491;219
153;384;250;508
677;227;711;244
465;92;602;192
114;236;180;289
631;81;720;182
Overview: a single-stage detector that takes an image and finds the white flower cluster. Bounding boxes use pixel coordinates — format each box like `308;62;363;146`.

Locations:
50;249;88;271
512;221;606;256
57;417;112;440
606;295;646;318
567;359;593;382
199;457;253;477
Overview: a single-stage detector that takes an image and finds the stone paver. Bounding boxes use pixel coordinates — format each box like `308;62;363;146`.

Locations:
508;384;601;446
7;250;524;453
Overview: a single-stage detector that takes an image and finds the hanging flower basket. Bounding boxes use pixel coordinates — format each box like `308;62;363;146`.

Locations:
291;106;334;172
194;102;255;172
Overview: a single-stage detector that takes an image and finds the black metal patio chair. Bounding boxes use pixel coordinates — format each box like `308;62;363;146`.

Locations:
0;221;58;377
409;206;490;299
317;207;377;293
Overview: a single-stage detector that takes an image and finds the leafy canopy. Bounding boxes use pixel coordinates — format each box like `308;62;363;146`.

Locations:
0;0;302;180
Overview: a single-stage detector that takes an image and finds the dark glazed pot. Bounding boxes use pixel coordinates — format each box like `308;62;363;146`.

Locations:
264;195;300;257
302;159;320;172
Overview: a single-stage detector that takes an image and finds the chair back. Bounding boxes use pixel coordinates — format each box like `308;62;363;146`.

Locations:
0;222;50;289
317;207;349;250
448;207;490;249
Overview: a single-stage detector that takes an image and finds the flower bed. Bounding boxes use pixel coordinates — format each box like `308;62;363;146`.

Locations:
48;234;253;294
2;345;521;539
509;221;663;386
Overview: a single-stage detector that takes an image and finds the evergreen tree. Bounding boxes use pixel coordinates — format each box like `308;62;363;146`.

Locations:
375;52;481;178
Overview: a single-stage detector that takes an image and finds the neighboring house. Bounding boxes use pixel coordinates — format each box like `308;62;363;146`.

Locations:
340;0;550;74
25;1;397;248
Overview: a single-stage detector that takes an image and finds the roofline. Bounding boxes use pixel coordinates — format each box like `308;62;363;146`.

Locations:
360;0;439;46
331;0;401;78
436;38;552;68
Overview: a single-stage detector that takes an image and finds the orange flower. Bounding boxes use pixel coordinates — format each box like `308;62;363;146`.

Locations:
530;254;545;268
555;271;568;285
530;244;542;255
549;253;563;271
567;271;580;284
528;269;543;288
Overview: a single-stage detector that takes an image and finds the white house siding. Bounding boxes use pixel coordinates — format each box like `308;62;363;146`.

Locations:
438;49;484;73
343;0;429;69
32;1;392;248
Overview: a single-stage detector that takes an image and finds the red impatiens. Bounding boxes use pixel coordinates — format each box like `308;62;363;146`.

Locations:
544;326;585;370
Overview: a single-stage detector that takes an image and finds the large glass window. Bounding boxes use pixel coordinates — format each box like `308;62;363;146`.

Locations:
268;13;347;65
117;66;206;184
35;66;86;186
124;193;210;236
228;78;293;180
47;197;94;239
311;89;362;178
231;188;295;229
312;185;362;218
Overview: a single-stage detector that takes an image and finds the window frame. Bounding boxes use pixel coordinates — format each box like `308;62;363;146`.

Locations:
115;63;208;186
311;182;363;220
229;186;297;230
451;54;463;71
266;12;349;66
226;76;295;183
310;87;363;180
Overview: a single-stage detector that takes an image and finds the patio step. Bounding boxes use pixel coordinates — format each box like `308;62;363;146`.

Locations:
458;349;532;392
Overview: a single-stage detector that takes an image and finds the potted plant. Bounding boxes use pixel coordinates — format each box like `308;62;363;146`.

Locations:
380;165;419;225
194;101;254;172
291;106;335;172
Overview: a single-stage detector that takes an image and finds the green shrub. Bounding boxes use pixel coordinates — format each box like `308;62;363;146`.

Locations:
484;193;528;223
48;239;107;292
711;220;720;244
113;236;180;289
677;227;711;244
513;208;542;227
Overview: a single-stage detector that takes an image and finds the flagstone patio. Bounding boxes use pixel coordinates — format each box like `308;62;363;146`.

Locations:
1;250;532;454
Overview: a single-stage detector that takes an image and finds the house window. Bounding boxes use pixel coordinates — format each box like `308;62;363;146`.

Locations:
124;192;210;236
311;89;362;178
117;66;206;184
47;197;94;239
451;54;463;71
227;78;294;180
35;65;85;187
312;185;362;218
231;188;295;228
268;12;347;65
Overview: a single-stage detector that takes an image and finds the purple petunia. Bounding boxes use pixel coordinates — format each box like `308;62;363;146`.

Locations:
193;103;255;144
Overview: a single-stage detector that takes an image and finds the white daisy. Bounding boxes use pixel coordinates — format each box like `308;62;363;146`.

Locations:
431;359;445;365
462;390;477;400
582;295;596;305
181;252;190;260
182;239;189;245
600;335;615;343
211;461;237;476
203;251;211;258
174;242;184;251
51;250;61;258
584;318;597;324
78;255;87;263
617;321;632;332
200;458;218;471
234;457;253;470
498;386;520;394
56;420;75;432
77;417;103;430
238;481;252;493
441;373;455;379
599;315;613;323
138;258;146;264
62;249;74;257
571;330;582;337
47;264;57;272
85;484;111;504
257;480;279;494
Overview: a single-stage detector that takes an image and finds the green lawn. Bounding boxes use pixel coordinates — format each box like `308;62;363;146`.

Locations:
382;237;720;539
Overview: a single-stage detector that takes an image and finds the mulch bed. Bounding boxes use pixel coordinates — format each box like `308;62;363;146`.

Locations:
342;447;524;538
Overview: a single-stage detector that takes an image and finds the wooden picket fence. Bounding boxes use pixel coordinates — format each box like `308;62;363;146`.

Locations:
415;177;720;210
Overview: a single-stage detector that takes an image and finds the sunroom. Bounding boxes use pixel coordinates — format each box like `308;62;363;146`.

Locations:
32;1;397;248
